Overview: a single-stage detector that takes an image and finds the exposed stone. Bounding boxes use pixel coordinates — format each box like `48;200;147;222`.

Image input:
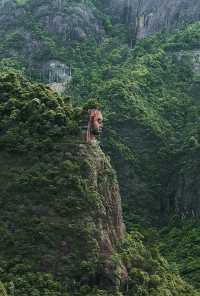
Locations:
79;143;125;255
108;0;200;38
43;60;72;83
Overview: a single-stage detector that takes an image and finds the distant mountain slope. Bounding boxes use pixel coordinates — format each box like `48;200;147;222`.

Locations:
109;0;200;37
0;0;199;79
0;0;104;79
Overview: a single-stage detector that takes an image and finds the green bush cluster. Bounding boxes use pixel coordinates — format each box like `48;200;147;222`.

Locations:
160;222;200;290
118;232;198;296
0;71;77;151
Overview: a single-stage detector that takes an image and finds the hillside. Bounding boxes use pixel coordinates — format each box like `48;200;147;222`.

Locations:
65;22;200;225
0;0;200;295
0;0;200;80
109;0;200;38
0;72;199;295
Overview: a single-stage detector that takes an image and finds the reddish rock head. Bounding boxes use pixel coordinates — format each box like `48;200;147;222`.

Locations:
86;109;103;143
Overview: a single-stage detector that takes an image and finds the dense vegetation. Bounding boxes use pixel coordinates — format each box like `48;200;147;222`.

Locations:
0;0;200;294
66;22;200;225
64;21;200;289
160;222;200;290
0;72;198;295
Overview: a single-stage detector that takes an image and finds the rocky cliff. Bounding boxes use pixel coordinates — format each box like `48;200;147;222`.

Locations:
136;0;200;38
109;0;200;38
0;0;104;80
0;0;103;41
0;0;199;77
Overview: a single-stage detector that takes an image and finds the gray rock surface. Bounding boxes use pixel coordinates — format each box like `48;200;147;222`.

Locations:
109;0;200;38
0;0;199;69
0;0;103;41
0;0;104;79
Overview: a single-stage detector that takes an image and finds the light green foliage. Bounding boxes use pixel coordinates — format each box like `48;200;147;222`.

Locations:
63;21;200;294
0;71;76;151
0;282;8;296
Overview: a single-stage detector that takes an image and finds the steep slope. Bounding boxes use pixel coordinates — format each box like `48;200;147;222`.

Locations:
167;147;200;218
66;22;200;226
65;19;200;294
0;0;199;81
0;0;104;79
0;72;198;295
109;0;200;38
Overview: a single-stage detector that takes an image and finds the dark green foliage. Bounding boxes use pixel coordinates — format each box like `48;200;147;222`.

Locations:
0;72;100;295
1;1;200;294
5;273;66;296
160;222;200;290
164;22;200;51
119;232;198;296
0;71;77;151
66;22;200;226
64;22;200;293
0;70;198;296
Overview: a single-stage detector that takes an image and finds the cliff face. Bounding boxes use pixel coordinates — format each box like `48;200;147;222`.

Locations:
0;0;199;83
0;0;103;41
79;144;124;253
0;0;104;78
1;0;199;58
109;0;200;38
136;0;200;38
0;143;126;293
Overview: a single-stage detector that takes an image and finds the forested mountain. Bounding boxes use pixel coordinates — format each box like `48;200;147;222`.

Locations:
0;0;200;78
0;0;200;295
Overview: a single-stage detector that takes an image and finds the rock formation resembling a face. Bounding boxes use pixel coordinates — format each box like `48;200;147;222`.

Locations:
86;109;103;143
91;110;103;135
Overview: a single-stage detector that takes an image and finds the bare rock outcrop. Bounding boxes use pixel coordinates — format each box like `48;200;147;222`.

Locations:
108;0;200;38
